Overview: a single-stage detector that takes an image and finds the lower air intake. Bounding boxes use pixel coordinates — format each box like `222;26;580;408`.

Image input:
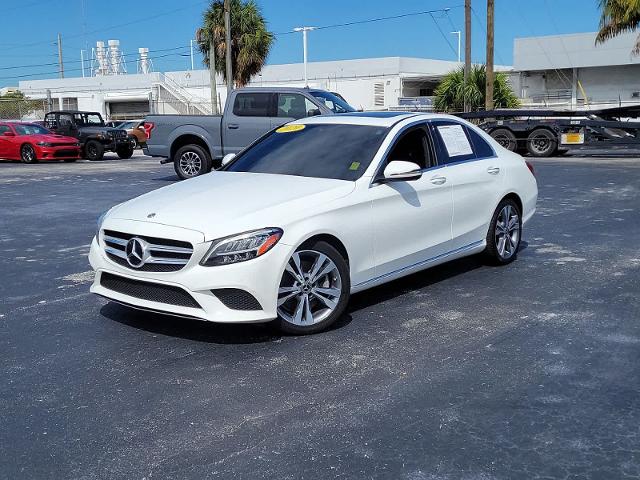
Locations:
101;272;201;309
212;288;262;311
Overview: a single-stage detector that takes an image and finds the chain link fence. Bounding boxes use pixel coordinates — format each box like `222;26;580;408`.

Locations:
0;98;52;121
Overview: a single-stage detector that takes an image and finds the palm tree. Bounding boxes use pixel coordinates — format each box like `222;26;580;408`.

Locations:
198;0;274;87
434;65;519;112
595;0;640;54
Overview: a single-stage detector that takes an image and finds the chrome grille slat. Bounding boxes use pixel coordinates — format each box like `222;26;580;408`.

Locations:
102;229;194;272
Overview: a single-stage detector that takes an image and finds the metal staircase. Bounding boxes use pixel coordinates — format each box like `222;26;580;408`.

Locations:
152;73;212;115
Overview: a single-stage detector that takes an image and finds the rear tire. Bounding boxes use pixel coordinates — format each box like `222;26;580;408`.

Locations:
20;144;38;163
490;128;517;152
484;198;522;265
116;145;134;159
526;129;557;157
173;144;212;180
276;241;350;335
84;140;104;161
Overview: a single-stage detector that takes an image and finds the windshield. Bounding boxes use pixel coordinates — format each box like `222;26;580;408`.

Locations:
310;91;357;113
226;123;388;181
74;113;103;126
14;124;51;135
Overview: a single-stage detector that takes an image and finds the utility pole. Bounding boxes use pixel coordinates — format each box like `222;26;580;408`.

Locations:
294;26;317;87
224;0;233;93
485;0;495;111
190;39;195;70
464;0;471;112
57;33;64;79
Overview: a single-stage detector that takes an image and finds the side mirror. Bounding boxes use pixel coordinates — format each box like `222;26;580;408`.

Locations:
221;153;236;166
307;108;321;117
2;131;15;137
382;161;422;182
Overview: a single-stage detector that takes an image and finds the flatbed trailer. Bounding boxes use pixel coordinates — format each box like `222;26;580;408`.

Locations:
456;107;640;157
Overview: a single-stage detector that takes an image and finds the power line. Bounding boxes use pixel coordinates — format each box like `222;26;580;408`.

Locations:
0;45;192;71
428;12;459;58
0;0;209;49
273;6;464;36
0;52;191;81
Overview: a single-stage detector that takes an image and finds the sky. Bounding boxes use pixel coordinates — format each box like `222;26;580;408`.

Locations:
0;0;604;87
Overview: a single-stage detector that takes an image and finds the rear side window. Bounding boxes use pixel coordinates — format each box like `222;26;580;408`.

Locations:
465;126;495;158
233;93;271;117
431;120;476;164
0;125;11;135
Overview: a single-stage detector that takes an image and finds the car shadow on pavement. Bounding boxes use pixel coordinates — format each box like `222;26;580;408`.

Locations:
100;302;282;344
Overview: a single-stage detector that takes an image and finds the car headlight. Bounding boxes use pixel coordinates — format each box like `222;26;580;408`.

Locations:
37;142;54;147
200;228;283;266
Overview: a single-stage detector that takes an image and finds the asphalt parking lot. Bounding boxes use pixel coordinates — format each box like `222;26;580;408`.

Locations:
1;152;639;480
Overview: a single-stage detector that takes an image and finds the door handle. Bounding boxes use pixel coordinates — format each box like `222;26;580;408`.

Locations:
430;175;447;185
227;123;239;129
487;166;500;175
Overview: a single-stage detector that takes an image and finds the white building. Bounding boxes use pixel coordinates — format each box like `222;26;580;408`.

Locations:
513;30;640;108
17;57;481;120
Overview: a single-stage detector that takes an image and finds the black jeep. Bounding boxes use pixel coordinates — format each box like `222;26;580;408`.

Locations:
44;111;134;161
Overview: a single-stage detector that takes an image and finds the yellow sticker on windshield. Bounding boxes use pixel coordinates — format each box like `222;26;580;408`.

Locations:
349;162;360;171
276;124;305;133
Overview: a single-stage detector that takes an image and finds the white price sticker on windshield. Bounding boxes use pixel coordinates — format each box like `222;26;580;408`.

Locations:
437;125;473;157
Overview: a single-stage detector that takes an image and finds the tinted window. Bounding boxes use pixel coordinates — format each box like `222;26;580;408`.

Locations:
74;113;103;126
0;125;11;135
277;94;317;119
310;91;356;113
233;93;271;117
431;120;476;164
386;127;435;170
465;126;495;158
226;124;388;181
14;124;51;135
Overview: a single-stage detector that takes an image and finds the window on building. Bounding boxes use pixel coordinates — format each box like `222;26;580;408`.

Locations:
62;97;78;110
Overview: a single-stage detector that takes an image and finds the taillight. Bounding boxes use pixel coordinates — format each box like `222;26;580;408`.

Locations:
143;122;154;139
525;160;535;176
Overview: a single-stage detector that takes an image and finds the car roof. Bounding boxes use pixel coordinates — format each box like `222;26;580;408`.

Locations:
47;110;101;115
296;112;460;127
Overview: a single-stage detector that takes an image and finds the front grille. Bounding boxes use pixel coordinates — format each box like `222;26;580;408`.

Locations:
212;288;262;311
114;130;127;139
100;272;201;309
103;229;193;272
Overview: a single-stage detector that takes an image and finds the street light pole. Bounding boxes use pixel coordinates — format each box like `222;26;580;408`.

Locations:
451;30;461;63
224;0;233;93
294;26;317;87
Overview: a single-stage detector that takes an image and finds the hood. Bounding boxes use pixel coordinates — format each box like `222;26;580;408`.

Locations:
80;126;124;134
109;172;355;241
33;134;78;143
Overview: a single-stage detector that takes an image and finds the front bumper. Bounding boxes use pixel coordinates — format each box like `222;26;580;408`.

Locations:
101;138;131;151
37;145;81;160
88;233;289;323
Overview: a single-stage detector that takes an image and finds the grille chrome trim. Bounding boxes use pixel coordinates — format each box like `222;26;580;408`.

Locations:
102;230;193;272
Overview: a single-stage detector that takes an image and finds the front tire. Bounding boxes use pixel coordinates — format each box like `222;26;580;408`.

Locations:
20;144;38;163
484;199;522;265
173;144;212;180
276;241;350;335
84;140;104;161
129;136;138;149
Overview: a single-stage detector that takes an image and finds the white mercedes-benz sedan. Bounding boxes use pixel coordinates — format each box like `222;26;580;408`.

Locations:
89;112;537;334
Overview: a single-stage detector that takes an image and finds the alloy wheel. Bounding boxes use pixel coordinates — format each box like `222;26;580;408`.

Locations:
495;204;520;260
277;250;343;326
22;145;35;162
179;151;202;177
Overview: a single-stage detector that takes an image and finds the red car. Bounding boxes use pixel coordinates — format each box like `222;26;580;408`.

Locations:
0;122;81;163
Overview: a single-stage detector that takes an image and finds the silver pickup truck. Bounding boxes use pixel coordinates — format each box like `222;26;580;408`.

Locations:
143;87;356;179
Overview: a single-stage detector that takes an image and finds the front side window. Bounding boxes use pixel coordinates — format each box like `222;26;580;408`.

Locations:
277;94;317;119
75;113;103;126
385;127;435;170
232;93;271;117
0;125;11;135
226;123;388;181
14;124;51;135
